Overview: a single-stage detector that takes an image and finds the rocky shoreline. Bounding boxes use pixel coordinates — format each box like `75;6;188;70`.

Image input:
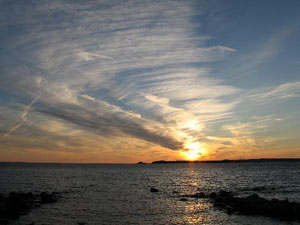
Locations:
2;188;300;224
180;190;300;222
0;191;59;224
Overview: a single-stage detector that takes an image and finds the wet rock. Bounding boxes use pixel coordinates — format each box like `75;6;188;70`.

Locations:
210;190;300;222
40;192;58;204
270;198;280;204
150;188;159;193
9;192;34;200
191;192;206;198
5;192;35;219
181;192;207;199
252;186;266;191
209;192;217;199
0;191;60;224
219;190;232;198
0;192;36;223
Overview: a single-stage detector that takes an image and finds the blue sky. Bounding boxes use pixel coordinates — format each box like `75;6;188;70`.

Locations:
0;0;300;162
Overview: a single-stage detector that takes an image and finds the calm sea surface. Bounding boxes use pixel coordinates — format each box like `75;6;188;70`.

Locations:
1;162;300;225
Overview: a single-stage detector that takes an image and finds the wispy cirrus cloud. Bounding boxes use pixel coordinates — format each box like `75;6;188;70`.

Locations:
1;0;299;162
3;97;38;137
0;0;240;158
246;81;300;104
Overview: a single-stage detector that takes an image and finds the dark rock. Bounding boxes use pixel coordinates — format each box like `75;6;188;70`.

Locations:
0;191;60;224
150;188;159;193
3;192;35;220
9;192;34;200
209;192;217;199
174;189;300;222
0;192;40;223
191;192;206;198
252;187;266;191
219;190;232;198
181;192;207;198
210;190;300;222
179;198;188;201
246;194;259;199
40;192;58;204
270;198;280;204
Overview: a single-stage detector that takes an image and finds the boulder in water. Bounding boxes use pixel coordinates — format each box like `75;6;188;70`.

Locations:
150;188;159;193
40;192;58;204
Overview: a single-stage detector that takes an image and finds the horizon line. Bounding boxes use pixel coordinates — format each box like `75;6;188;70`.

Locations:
1;157;300;164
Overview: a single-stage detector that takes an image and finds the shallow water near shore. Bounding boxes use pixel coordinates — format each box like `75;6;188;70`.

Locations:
1;162;300;225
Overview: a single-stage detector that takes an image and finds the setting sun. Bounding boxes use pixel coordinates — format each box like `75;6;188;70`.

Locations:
184;149;201;160
183;142;205;160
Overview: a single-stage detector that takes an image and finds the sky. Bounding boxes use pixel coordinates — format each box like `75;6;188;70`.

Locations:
0;0;300;163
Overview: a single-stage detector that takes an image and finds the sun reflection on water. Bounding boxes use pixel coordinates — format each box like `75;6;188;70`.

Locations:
183;202;211;224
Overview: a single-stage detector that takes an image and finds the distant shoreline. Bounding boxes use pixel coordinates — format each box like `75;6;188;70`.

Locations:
152;158;300;164
1;158;300;164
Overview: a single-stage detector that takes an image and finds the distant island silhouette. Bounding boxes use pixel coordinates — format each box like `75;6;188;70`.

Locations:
152;158;300;164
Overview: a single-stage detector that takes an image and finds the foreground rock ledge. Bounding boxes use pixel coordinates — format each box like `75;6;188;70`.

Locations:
183;190;300;222
0;191;59;224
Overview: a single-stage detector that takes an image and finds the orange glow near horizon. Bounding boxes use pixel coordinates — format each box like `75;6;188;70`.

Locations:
184;149;201;160
183;142;205;161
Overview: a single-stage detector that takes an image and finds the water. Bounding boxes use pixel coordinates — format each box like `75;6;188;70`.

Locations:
1;162;300;225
